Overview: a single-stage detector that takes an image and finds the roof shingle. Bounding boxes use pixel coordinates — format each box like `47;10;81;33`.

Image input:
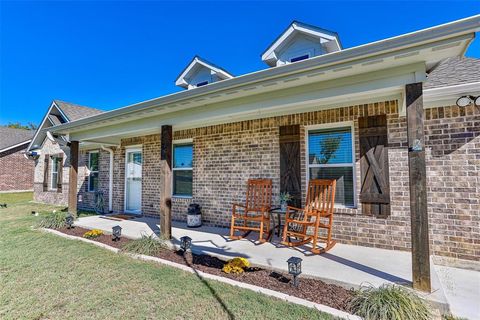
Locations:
425;57;480;89
0;127;34;151
54;100;104;121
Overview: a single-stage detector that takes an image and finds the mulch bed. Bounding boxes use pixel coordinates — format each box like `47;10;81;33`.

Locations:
56;226;354;311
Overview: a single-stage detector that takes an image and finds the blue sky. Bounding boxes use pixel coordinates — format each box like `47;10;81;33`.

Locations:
1;1;479;126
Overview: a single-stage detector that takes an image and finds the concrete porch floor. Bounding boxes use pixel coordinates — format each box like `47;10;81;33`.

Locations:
74;215;479;318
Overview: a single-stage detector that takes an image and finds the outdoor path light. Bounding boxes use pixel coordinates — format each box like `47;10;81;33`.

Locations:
287;256;302;287
112;225;122;241
180;235;192;253
66;213;74;229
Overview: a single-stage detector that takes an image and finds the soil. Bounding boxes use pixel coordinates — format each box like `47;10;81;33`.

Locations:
57;226;354;311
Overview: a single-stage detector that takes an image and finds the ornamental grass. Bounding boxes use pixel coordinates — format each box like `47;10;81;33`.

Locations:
121;234;167;256
348;284;431;320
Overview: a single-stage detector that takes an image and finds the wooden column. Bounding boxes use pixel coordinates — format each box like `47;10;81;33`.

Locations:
68;141;79;217
160;125;173;239
406;82;431;292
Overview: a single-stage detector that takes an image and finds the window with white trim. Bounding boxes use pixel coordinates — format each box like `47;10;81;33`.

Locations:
173;143;193;196
307;125;355;207
50;156;59;190
88;151;99;192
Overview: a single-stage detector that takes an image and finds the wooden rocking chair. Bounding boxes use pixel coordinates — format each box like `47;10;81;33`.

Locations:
281;179;336;254
230;179;272;243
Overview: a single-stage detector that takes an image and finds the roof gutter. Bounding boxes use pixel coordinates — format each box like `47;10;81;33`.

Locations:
50;15;480;134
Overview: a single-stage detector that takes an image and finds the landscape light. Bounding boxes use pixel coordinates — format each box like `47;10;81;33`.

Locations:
180;236;192;253
287;256;302;287
112;225;122;241
65;214;74;229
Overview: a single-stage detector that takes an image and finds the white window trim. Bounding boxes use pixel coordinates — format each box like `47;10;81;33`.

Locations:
49;156;59;191
172;139;193;198
305;121;357;209
87;151;99;192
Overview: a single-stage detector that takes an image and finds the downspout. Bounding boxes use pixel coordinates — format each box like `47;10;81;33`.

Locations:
101;145;114;213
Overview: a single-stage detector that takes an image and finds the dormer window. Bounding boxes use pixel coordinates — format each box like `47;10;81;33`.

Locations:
261;21;342;67
175;56;233;90
196;81;209;87
290;54;310;63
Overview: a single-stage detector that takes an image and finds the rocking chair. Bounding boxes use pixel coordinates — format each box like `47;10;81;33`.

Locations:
230;179;272;243
281;179;336;254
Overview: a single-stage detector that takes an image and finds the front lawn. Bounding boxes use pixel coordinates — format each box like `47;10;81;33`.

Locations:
0;192;333;319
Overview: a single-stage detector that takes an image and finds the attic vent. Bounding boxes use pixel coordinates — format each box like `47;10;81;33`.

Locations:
196;81;209;87
290;54;310;63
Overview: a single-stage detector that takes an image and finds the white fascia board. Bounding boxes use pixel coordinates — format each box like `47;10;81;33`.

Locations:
27;102;57;151
423;81;480;107
50;15;480;136
0;140;32;153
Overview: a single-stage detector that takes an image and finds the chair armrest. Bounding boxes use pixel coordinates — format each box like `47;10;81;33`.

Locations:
232;203;246;209
286;205;303;212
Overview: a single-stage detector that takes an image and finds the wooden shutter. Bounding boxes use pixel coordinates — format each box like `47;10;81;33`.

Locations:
43;155;49;191
279;125;301;207
359;115;390;217
57;156;63;193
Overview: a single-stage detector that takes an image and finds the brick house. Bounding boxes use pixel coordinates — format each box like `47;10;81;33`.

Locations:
30;17;480;271
0;127;34;192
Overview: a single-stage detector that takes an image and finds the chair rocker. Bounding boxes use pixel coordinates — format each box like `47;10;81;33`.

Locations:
230;179;272;243
281;179;336;254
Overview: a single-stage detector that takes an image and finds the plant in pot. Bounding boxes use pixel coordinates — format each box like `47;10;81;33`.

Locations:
279;192;293;211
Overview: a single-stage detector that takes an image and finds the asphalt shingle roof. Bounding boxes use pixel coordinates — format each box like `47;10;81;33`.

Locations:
425;57;480;89
0;127;34;150
54;100;104;121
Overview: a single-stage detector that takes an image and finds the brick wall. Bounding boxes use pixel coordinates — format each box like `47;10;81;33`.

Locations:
0;143;34;192
34;100;479;263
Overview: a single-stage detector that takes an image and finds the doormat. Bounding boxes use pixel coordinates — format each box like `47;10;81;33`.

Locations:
100;214;137;221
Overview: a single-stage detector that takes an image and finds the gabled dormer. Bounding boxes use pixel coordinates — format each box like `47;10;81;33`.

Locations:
261;21;342;67
175;56;234;90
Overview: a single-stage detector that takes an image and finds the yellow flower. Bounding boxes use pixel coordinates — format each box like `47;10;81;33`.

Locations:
222;257;250;274
83;229;104;239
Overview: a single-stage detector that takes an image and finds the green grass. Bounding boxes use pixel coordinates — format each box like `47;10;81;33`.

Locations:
0;192;333;319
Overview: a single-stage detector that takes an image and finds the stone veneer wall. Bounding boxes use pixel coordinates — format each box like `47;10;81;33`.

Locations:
33;139;110;212
0;143;34;192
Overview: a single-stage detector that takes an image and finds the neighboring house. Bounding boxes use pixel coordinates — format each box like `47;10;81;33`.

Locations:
27;100;103;208
30;17;480;266
0;127;35;192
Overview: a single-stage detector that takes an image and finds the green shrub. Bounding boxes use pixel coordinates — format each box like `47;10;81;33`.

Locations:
442;314;467;320
348;284;431;320
121;234;167;256
35;211;68;229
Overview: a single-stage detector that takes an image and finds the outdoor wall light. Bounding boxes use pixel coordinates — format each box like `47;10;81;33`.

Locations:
65;213;74;229
287;256;302;287
112;225;122;241
180;235;192;253
456;95;479;108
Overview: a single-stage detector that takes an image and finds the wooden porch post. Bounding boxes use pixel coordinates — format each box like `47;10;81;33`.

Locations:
160;125;173;239
68;140;79;217
406;82;431;292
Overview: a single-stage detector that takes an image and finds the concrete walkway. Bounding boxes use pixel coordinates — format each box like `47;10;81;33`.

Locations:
74;215;478;315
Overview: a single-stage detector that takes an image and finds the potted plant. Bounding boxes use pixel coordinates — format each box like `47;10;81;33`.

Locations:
279;192;293;211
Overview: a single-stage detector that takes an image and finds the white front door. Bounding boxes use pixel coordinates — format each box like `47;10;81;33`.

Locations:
125;148;142;214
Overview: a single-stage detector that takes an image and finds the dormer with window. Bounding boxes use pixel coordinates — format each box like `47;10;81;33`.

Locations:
175;56;234;90
261;21;342;67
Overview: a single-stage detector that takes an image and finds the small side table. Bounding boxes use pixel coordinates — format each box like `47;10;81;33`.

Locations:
269;207;300;241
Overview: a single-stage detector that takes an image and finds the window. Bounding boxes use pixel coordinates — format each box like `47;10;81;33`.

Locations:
196;81;209;87
50;156;59;190
290;54;310;63
88;151;99;192
307;125;355;207
173;143;193;196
